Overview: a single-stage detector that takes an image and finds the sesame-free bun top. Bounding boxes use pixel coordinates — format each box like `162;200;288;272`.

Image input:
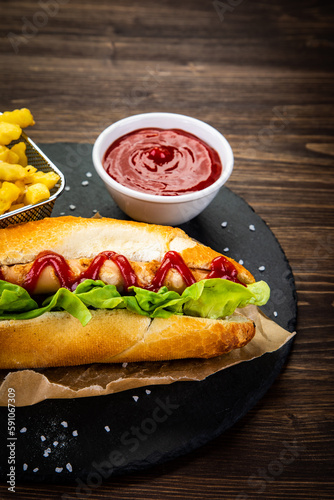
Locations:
0;216;254;283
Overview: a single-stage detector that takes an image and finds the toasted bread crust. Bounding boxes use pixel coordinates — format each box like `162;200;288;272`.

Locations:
0;309;255;369
0;217;257;369
0;216;255;284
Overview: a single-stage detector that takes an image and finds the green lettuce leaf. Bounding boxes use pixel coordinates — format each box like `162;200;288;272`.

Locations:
71;278;270;319
125;286;184;318
72;280;183;318
73;279;126;310
180;278;270;319
0;280;92;325
0;277;270;325
0;281;38;313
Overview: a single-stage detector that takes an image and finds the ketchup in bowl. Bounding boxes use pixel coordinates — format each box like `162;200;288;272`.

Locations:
103;128;223;196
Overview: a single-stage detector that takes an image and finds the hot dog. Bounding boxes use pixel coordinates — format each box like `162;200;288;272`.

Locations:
0;216;270;369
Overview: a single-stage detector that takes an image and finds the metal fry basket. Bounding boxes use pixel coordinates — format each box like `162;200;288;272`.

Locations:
0;132;65;228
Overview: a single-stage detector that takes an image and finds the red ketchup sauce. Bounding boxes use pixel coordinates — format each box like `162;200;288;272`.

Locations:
103;128;223;196
15;251;243;295
23;251;139;294
147;251;196;291
24;251;72;294
75;251;139;291
206;256;244;285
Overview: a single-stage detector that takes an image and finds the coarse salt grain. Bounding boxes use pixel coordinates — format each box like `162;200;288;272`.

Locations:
249;224;255;231
122;362;128;368
145;389;151;395
259;266;265;271
61;421;68;428
72;430;78;437
20;427;27;433
55;467;63;473
239;259;244;265
133;396;139;402
274;311;278;317
221;221;228;228
69;205;76;211
33;468;39;473
81;180;89;186
53;441;59;447
66;463;73;472
223;247;229;252
86;172;92;177
23;464;28;471
104;426;110;432
40;435;46;442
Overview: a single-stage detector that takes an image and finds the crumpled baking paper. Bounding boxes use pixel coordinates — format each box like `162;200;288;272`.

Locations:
0;305;295;407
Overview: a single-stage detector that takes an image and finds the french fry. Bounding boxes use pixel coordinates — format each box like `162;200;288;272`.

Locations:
10;142;28;167
24;165;37;175
0;146;9;162
6;150;20;164
8;203;25;211
14;180;27;204
0;146;20;164
0;162;27;181
0;122;22;146
0;107;61;217
0;182;21;215
26;171;60;190
0;108;35;128
24;183;50;205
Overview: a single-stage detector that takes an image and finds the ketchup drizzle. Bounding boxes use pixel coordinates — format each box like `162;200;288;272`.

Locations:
15;250;242;295
206;256;245;286
71;251;139;292
24;250;139;294
147;251;196;292
24;251;73;295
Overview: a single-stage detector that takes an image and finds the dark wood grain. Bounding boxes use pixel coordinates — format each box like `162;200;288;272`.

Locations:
0;0;333;498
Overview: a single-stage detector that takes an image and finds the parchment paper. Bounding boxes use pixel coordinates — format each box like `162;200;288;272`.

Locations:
0;305;295;407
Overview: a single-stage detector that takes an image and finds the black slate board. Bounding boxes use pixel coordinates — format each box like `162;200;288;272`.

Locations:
0;144;297;485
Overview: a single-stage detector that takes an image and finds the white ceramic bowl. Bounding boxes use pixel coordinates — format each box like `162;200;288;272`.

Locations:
92;112;234;225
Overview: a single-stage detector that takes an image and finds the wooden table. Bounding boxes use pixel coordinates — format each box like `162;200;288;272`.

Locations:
1;0;333;498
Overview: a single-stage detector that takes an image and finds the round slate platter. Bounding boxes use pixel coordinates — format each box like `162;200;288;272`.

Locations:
0;144;297;485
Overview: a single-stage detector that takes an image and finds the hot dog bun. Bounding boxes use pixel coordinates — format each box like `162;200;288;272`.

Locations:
0;309;255;369
0;216;260;369
0;216;255;284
